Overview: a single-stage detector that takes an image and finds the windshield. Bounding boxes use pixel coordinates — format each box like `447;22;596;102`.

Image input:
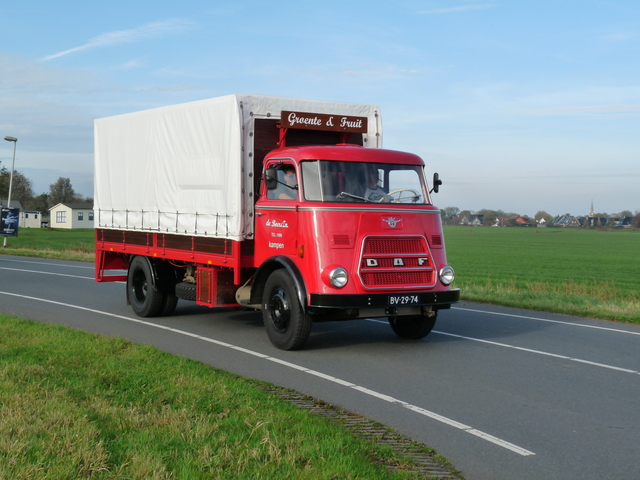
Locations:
300;160;429;204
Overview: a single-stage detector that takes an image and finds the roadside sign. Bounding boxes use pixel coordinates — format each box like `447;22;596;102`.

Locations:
1;208;19;237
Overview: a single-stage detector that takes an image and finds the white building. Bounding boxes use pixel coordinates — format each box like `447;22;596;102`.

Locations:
49;203;94;229
20;211;42;228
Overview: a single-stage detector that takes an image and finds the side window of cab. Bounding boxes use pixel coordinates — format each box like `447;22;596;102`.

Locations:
266;164;298;200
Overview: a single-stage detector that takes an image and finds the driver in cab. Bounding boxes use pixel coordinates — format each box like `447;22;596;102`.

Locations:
363;165;392;203
267;166;298;200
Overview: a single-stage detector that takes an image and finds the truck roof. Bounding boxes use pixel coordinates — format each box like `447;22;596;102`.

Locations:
265;145;425;165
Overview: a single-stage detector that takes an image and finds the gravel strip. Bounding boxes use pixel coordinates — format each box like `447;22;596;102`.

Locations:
258;384;465;479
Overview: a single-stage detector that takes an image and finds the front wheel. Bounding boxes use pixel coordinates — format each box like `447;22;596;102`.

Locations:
389;313;437;339
262;270;312;350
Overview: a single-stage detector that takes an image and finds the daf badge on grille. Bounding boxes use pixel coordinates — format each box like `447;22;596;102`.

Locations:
382;217;402;228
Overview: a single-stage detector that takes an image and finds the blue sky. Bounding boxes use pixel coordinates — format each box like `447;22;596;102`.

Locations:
1;1;638;216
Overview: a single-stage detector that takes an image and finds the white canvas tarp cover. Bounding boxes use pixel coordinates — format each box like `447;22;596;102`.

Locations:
94;94;381;241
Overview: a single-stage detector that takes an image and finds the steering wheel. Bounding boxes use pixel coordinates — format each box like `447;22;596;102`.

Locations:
384;188;421;203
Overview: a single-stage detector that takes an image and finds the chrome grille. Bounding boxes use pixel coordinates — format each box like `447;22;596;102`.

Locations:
359;236;436;289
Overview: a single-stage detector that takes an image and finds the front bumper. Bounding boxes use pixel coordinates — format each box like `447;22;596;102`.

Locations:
309;288;460;309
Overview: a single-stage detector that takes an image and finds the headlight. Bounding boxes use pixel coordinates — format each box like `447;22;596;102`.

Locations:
329;267;348;288
439;266;455;285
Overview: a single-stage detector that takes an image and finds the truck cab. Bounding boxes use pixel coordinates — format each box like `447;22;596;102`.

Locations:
250;145;459;349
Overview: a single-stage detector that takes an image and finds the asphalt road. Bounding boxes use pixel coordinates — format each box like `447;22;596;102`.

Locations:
1;254;639;480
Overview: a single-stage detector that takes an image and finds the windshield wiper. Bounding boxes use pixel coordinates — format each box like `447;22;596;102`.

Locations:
337;192;372;203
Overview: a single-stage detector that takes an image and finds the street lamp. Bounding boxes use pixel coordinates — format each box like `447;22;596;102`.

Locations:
3;136;17;248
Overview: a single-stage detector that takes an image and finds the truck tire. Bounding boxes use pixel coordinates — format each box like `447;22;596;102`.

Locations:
389;313;437;340
128;256;164;317
159;293;179;316
175;282;197;301
262;269;312;350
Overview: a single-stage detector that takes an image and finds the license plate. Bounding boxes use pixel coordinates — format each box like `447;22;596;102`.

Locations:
388;295;420;306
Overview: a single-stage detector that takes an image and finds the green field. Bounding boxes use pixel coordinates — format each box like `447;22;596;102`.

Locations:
444;226;640;323
1;228;94;262
2;226;639;322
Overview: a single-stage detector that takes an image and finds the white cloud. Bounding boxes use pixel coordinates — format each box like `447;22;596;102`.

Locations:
41;19;194;61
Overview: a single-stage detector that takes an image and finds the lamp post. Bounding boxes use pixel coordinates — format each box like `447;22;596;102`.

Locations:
3;136;17;248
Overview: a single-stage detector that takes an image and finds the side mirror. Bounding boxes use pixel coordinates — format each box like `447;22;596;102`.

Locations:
431;173;442;194
265;167;278;190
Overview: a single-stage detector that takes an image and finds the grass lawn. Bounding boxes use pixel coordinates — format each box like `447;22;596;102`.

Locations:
0;315;435;479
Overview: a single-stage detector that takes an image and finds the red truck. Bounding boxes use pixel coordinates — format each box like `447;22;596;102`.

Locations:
94;94;459;350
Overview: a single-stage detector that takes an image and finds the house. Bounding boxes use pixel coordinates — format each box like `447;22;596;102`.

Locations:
514;216;532;226
1;200;42;228
20;211;42;228
615;217;632;228
470;214;484;226
49;203;94;229
455;214;469;225
551;214;581;227
0;199;22;210
457;214;484;226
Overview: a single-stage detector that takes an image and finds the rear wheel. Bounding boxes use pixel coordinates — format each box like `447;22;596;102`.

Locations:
159;293;179;316
262;270;311;350
128;256;164;317
389;313;437;339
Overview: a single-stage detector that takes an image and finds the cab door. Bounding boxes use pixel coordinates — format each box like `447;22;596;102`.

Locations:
254;161;299;264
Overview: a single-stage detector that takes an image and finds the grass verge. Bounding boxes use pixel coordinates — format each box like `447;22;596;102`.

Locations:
0;315;444;480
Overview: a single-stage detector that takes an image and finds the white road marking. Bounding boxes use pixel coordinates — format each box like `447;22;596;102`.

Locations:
453;305;640;336
0;266;94;280
0;258;94;270
432;330;640;376
365;316;640;375
0;290;535;457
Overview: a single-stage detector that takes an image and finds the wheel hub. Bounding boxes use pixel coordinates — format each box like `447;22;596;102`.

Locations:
269;289;291;333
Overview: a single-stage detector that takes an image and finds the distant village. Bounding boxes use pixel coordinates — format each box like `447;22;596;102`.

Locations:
441;201;638;229
451;212;634;229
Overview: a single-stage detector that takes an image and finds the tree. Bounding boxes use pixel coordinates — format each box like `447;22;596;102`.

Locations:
620;210;632;218
535;210;554;224
26;192;51;214
476;208;507;227
0;167;34;205
49;177;76;205
503;212;522;227
632;211;640;229
441;206;460;224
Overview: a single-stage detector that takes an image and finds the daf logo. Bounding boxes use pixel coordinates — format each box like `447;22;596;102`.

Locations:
382;217;402;228
366;257;429;267
368;258;405;266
